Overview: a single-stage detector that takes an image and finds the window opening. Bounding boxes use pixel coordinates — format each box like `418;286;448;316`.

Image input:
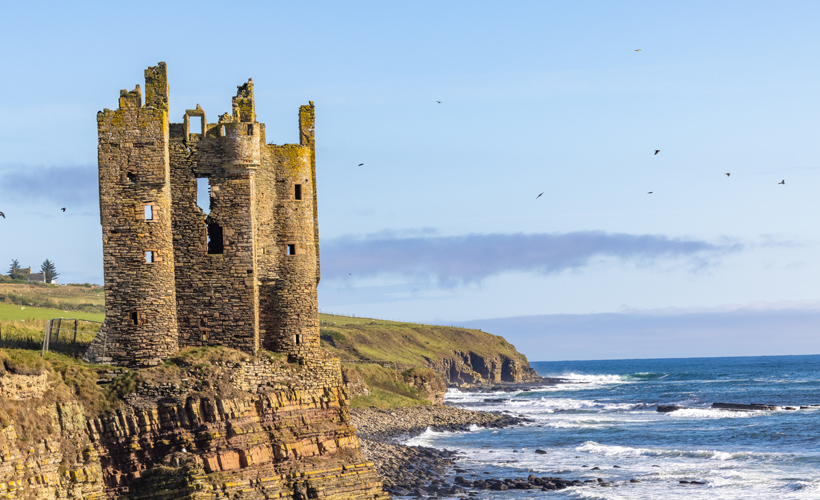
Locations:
196;177;211;214
294;184;302;200
287;244;296;256
127;172;137;183
295;334;302;345
144;205;153;220
130;311;143;326
145;251;154;263
247;124;253;134
189;116;203;136
207;222;224;254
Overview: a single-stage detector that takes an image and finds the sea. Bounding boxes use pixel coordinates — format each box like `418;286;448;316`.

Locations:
405;354;820;499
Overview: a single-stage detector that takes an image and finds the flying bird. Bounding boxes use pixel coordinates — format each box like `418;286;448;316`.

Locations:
648;191;653;194
0;211;4;218
779;180;785;184
436;101;442;104
635;49;641;52
536;192;544;199
61;207;66;212
654;150;660;155
725;173;731;177
358;163;364;166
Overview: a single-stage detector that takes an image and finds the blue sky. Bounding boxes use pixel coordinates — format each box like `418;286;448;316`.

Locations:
1;1;819;360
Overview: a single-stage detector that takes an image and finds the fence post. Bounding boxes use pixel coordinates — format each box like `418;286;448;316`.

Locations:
73;319;78;344
42;319;51;357
53;318;62;344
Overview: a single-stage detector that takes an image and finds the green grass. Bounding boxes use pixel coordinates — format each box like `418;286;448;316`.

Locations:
0;302;104;322
318;313;530;367
346;363;432;409
0;283;105;316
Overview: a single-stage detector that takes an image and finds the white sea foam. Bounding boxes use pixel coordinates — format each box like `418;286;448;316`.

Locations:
576;441;782;462
668;408;761;419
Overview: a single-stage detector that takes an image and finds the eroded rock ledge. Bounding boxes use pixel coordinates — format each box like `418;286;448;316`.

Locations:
0;349;388;500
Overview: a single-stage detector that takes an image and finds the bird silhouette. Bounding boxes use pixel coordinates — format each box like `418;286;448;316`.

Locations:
536;192;544;199
358;163;364;166
779;180;785;185
0;211;4;218
436;101;442;104
725;173;731;177
61;207;66;212
635;49;641;52
648;191;653;194
654;150;660;155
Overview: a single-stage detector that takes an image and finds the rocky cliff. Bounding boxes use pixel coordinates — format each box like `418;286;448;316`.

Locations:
0;348;387;500
319;314;541;387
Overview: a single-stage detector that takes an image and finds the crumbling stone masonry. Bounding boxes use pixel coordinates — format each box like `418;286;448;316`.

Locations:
86;63;322;367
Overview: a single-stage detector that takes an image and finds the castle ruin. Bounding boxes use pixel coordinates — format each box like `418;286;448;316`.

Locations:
86;62;322;367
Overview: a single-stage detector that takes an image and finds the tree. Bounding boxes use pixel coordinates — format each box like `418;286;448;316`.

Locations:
8;259;24;280
40;259;59;283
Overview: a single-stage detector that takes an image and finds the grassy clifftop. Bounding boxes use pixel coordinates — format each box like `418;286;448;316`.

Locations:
320;313;541;404
319;313;528;367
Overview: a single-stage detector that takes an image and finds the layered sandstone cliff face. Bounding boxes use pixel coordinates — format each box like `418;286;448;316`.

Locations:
0;348;387;500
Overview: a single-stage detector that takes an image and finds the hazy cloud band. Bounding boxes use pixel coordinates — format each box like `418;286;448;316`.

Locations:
0;165;97;206
323;231;741;283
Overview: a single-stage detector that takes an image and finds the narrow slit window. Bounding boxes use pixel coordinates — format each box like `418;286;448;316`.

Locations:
145;251;154;263
287;244;296;256
144;205;153;220
295;334;302;345
247;124;253;134
294;184;302;200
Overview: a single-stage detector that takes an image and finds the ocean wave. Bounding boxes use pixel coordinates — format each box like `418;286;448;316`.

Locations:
402;425;485;446
576;441;776;461
668;408;760;419
556;373;624;385
622;372;669;381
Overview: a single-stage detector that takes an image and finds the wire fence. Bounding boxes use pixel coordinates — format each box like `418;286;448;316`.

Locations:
41;318;102;357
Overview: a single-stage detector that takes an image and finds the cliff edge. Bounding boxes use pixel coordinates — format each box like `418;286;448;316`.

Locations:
0;348;386;500
319;314;541;390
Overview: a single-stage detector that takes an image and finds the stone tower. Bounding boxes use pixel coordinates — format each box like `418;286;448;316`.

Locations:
86;63;321;367
92;64;179;366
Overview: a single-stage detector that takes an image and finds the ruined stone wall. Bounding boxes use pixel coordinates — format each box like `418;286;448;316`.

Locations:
89;63;179;367
169;113;260;353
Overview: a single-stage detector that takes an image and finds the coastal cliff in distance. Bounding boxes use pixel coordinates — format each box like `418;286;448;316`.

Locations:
319;314;541;389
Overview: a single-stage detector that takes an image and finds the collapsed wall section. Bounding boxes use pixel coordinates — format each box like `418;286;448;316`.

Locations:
87;63;179;367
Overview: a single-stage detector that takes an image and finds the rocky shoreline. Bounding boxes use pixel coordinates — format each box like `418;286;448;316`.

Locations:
351;405;529;497
351;404;649;497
